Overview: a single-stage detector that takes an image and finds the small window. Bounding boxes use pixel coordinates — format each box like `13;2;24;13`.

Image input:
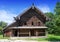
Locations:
38;22;40;26
24;22;26;25
32;22;33;25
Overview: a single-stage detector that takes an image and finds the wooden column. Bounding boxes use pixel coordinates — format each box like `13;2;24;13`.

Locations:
29;30;31;37
45;29;48;37
17;29;19;37
11;29;15;37
10;29;12;37
11;29;13;37
36;30;38;36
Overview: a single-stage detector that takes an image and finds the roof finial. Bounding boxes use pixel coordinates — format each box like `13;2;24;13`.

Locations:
32;3;34;6
32;3;35;9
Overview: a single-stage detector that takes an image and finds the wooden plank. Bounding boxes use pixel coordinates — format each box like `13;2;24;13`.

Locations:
29;30;31;37
36;30;38;36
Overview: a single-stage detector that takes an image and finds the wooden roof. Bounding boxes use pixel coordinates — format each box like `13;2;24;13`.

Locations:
3;5;48;31
15;6;47;23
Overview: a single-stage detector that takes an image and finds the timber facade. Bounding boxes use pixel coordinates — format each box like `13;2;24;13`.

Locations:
3;5;48;37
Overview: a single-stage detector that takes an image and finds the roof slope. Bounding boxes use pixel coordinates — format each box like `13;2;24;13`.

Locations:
3;5;48;31
15;6;47;23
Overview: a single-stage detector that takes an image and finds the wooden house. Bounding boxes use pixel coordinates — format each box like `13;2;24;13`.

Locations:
3;4;48;37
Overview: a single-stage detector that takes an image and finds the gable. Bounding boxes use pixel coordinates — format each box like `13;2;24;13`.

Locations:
27;16;44;26
3;5;48;31
17;7;47;24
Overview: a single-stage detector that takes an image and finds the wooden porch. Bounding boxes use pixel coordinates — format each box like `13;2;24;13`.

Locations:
11;29;47;37
4;26;47;37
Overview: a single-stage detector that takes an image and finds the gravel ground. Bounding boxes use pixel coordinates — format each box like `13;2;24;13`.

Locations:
0;40;48;42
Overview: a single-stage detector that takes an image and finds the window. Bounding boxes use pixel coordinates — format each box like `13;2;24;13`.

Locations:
38;22;40;26
32;22;33;25
24;22;26;25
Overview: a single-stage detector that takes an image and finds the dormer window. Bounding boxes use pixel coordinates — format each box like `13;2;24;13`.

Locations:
24;22;27;25
38;22;41;26
32;22;33;25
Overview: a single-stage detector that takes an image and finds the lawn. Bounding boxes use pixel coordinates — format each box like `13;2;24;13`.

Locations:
0;34;60;41
47;34;60;41
24;34;60;41
0;34;9;39
0;34;3;39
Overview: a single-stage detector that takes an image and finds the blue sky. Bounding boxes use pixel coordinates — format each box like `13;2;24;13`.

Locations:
0;0;59;25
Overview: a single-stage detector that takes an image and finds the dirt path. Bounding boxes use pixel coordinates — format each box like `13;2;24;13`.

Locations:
0;40;48;42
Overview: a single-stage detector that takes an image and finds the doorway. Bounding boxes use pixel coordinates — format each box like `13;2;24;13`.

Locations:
30;30;35;36
13;30;18;36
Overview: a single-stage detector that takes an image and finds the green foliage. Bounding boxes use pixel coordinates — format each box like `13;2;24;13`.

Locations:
0;21;7;34
45;13;60;35
45;2;60;35
54;2;60;15
45;12;54;19
45;12;55;34
0;21;7;30
0;27;2;31
0;21;7;28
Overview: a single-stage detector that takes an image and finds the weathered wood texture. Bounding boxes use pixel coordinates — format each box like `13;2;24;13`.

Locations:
3;6;47;37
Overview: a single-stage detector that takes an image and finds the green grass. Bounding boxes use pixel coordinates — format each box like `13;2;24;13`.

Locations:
0;34;3;39
47;34;60;41
0;34;60;41
0;34;9;39
25;34;60;41
22;36;47;41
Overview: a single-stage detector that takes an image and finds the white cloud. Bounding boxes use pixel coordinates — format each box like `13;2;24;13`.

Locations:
37;5;50;13
0;10;17;25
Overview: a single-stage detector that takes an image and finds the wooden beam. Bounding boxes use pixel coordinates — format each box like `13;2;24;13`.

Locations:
10;29;12;37
17;29;19;37
45;29;48;37
29;30;31;37
36;30;38;36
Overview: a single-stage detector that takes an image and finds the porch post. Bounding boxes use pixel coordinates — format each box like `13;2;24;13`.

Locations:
11;29;13;37
36;30;38;36
17;29;19;37
11;29;14;37
45;29;48;37
29;30;31;37
10;29;13;37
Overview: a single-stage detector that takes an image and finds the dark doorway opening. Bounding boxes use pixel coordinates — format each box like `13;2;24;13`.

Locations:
14;30;17;36
38;22;41;26
30;30;35;36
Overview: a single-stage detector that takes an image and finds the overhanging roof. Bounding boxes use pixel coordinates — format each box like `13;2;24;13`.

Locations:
9;26;47;29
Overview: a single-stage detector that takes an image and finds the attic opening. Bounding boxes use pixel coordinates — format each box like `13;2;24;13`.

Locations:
24;22;27;25
32;22;33;25
13;30;18;36
38;22;41;26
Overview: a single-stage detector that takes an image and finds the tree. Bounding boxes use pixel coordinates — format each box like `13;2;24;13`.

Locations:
45;12;55;34
0;21;7;28
45;1;60;35
54;1;60;35
45;12;54;19
0;21;7;35
54;2;60;15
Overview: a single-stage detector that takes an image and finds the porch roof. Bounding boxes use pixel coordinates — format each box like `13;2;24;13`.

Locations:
10;26;47;29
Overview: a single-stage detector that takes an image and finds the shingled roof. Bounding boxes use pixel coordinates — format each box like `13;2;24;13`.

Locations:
15;5;47;23
3;4;48;31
